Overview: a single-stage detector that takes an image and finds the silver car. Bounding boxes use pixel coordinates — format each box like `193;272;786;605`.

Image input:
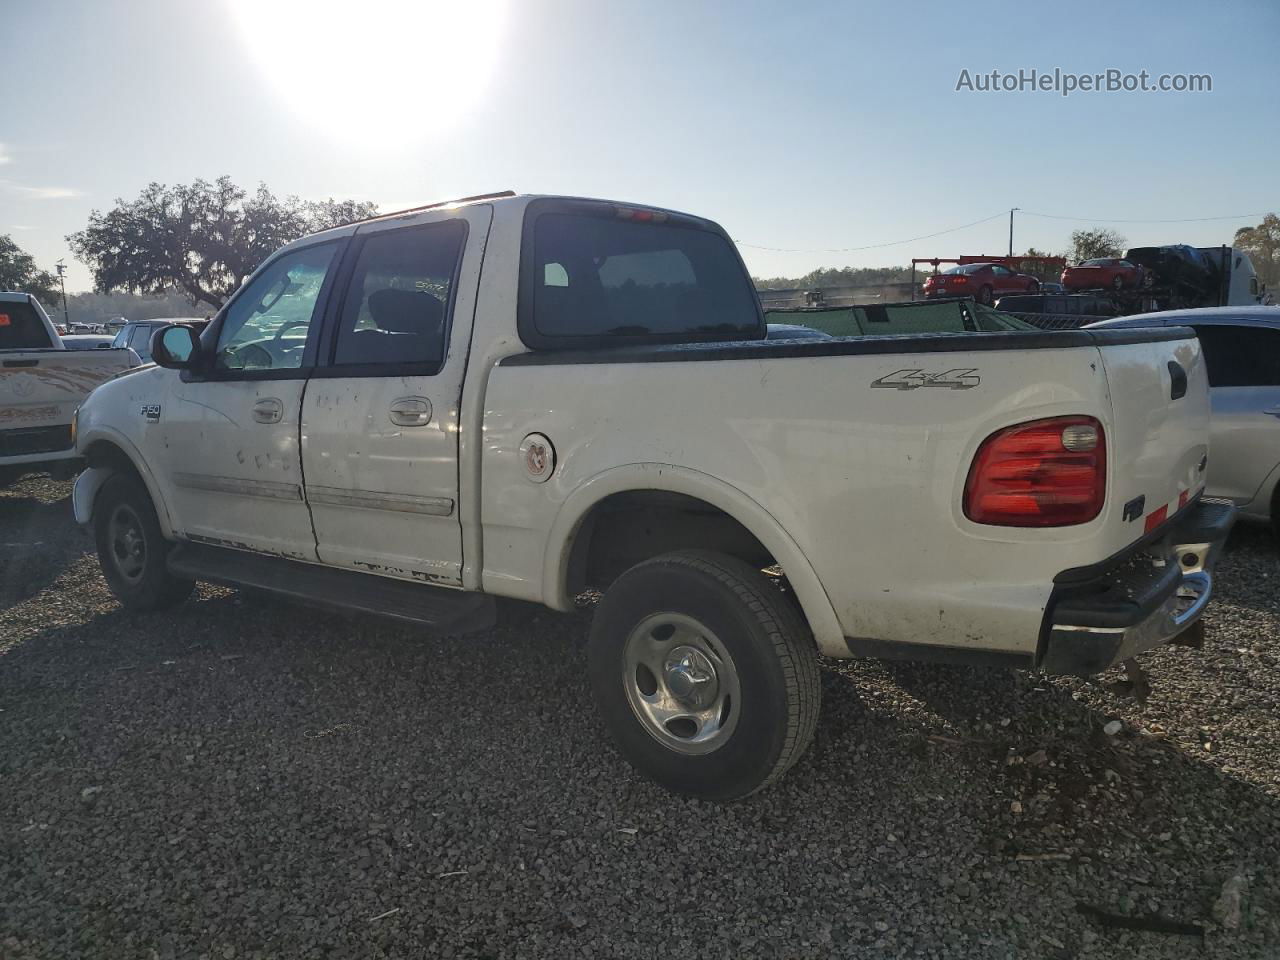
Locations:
1089;306;1280;534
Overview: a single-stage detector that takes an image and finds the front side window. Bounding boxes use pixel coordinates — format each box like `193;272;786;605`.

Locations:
1193;325;1280;387
214;242;339;371
331;220;466;369
524;210;759;344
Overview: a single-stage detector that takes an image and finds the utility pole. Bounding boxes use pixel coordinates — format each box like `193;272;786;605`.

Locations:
55;260;70;329
1008;208;1019;258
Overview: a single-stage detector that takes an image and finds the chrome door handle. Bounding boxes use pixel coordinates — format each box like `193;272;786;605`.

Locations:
251;397;284;424
388;397;432;427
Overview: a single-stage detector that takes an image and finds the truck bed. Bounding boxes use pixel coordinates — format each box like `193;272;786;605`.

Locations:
484;325;1209;661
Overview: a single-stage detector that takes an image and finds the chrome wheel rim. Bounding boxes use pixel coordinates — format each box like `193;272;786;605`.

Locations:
621;612;740;755
108;504;147;583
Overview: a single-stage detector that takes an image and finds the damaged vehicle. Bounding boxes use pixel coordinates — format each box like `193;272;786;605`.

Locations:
71;193;1234;798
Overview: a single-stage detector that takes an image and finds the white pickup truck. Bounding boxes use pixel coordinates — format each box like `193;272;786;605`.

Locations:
0;291;139;486
71;194;1235;798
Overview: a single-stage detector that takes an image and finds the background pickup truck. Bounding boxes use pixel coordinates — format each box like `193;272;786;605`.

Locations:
71;194;1234;799
0;291;139;486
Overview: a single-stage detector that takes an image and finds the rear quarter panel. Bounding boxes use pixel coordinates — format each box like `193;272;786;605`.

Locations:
481;340;1174;658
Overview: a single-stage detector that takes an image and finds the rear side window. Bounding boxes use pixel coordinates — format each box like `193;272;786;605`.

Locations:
0;300;54;349
1193;325;1280;387
521;205;761;347
331;220;466;371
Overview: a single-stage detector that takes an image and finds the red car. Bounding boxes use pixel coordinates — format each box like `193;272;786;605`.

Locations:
1061;258;1144;292
922;262;1040;305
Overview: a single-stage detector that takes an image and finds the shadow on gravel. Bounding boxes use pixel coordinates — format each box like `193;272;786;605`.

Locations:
0;492;83;604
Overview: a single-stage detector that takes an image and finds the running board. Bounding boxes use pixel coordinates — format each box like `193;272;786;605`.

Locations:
167;542;495;634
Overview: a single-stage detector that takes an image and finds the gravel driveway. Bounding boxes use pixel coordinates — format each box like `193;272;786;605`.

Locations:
1;475;1277;959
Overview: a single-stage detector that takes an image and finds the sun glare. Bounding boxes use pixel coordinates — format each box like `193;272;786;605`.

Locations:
228;0;506;144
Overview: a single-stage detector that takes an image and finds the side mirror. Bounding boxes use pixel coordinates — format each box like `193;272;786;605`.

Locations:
151;324;201;369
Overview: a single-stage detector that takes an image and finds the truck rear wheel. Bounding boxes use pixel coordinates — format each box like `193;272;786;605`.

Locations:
94;474;194;612
588;550;820;800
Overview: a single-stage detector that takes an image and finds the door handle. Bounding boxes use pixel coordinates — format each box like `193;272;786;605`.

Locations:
1168;360;1187;400
388;397;432;427
251;397;284;424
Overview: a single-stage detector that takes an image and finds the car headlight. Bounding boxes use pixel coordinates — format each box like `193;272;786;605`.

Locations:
70;407;78;449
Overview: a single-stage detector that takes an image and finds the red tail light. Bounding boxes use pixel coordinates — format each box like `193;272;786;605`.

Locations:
964;416;1106;527
950;276;968;284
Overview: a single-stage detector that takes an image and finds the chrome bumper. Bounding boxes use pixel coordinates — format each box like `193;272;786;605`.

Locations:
1040;499;1235;676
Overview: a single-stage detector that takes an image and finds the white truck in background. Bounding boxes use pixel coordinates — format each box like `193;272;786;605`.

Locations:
70;193;1234;798
0;292;139;486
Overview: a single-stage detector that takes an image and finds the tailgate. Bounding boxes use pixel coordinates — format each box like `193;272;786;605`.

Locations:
1097;327;1209;555
0;351;129;433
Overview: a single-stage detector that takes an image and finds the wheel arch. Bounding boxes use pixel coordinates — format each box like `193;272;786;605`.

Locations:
78;428;177;538
543;463;845;655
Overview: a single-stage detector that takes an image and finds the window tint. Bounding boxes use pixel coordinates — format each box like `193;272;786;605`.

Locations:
527;213;759;342
215;243;338;371
991;265;1012;275
111;328;128;349
0;300;54;349
1193;325;1280;387
332;221;465;369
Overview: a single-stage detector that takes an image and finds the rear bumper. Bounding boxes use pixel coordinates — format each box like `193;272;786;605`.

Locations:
1039;498;1236;676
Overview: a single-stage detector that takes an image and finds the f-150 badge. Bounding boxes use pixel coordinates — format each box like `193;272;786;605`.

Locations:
871;368;980;391
140;404;161;422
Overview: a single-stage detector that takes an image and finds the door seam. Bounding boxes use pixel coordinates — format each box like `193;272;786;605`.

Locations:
296;375;323;561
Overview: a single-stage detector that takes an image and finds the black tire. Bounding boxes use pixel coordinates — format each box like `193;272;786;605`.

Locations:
588;550;820;800
1027;280;1040;294
1112;274;1125;291
977;284;993;305
93;474;194;611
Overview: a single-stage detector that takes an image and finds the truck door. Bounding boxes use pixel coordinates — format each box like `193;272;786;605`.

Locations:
1193;322;1280;507
159;240;344;560
300;205;490;586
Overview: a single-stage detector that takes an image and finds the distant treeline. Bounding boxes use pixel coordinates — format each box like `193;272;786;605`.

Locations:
51;290;208;326
753;266;912;291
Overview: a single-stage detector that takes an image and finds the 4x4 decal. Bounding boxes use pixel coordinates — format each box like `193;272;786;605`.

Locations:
870;368;981;391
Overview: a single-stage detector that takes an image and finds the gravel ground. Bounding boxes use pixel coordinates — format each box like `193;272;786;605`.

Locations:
1;474;1278;959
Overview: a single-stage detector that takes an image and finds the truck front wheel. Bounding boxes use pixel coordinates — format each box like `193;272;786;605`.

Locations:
588;550;820;799
93;474;194;612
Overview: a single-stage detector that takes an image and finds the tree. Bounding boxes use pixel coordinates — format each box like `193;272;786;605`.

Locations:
0;234;60;303
1068;227;1126;264
68;177;378;310
1234;213;1279;289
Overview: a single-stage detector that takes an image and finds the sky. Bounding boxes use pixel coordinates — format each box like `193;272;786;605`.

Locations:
3;0;1277;292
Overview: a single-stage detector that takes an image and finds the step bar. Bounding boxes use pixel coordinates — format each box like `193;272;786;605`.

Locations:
168;542;495;634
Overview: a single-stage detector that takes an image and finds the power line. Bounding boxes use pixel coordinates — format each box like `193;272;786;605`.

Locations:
1020;211;1267;224
734;211;1008;254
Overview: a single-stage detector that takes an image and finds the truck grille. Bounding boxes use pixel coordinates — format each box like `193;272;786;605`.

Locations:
0;424;74;458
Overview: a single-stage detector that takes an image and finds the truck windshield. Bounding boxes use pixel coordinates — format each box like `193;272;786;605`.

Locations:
0;300;54;350
524;209;761;346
